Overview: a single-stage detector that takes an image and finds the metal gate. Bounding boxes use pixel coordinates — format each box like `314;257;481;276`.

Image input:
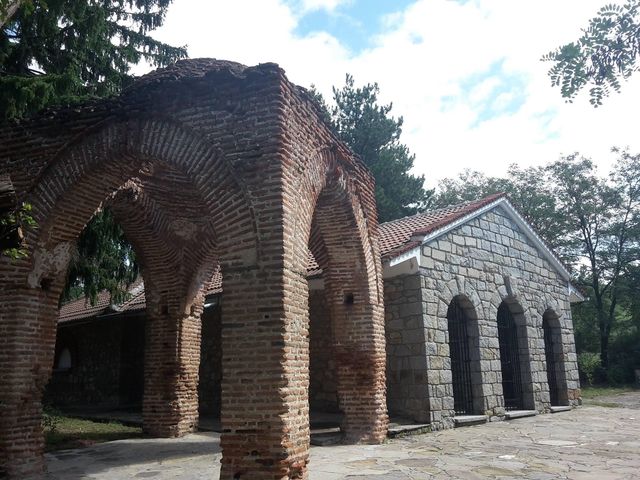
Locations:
497;303;524;411
543;318;560;406
448;299;474;415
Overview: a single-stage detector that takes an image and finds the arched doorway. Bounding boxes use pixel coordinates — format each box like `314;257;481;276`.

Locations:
543;309;569;406
303;153;387;444
497;302;525;410
447;296;481;415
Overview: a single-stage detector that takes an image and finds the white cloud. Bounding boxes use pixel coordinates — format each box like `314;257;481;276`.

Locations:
300;0;350;14
143;0;639;186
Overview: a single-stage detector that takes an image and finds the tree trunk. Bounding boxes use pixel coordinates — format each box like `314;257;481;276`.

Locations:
594;291;610;370
600;324;609;370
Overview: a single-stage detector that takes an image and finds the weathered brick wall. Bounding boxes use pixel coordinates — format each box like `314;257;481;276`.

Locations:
308;289;338;412
412;205;580;428
46;291;331;419
44;315;144;409
0;59;386;479
0;59;386;480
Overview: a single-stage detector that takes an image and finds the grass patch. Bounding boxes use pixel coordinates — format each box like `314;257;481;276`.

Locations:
44;414;143;452
581;385;636;399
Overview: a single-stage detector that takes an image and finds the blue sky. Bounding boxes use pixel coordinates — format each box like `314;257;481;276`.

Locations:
151;0;640;183
291;0;416;54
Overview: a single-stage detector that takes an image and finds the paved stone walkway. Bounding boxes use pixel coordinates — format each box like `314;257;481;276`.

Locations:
46;393;640;479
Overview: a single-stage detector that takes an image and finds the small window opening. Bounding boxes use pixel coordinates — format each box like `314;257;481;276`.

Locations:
57;348;72;371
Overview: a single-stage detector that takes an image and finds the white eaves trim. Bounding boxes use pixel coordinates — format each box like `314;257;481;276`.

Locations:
385;197;585;301
387;197;502;268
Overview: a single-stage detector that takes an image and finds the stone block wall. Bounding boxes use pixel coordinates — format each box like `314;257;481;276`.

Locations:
381;205;580;430
384;275;431;423
45;315;144;409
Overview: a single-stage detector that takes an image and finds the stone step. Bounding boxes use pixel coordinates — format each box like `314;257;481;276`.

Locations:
387;423;431;438
505;410;537;420
454;415;488;427
550;406;572;413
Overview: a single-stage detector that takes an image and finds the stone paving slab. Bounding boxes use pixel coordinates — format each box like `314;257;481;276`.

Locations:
45;393;640;479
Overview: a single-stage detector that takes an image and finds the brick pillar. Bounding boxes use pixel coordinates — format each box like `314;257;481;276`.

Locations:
143;296;203;437
322;274;387;443
219;265;310;480
0;284;59;478
309;185;388;444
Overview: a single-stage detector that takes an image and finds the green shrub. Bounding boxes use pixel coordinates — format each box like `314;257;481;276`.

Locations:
578;352;602;386
606;365;634;385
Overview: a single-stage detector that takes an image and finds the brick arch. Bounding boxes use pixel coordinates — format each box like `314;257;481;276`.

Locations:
24;118;257;281
289;146;387;444
293;147;381;303
2;58;389;479
108;179;220;310
1;118;259;477
106;175;226;437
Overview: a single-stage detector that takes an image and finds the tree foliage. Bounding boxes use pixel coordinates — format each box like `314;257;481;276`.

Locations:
436;150;640;375
433;164;565;251
550;150;640;369
1;0;183;303
62;209;138;305
543;1;640;106
0;201;35;259
327;74;431;222
0;0;186;120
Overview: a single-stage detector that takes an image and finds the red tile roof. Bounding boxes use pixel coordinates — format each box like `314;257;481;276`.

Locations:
58;194;506;323
379;193;505;261
58;291;113;323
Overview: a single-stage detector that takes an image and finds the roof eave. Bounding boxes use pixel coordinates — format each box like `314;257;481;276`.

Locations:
384;197;576;285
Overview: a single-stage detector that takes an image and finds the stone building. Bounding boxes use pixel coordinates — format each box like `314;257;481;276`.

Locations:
0;57;581;480
49;193;582;434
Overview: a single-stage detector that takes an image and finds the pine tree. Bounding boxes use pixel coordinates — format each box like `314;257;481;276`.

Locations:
62;209;139;305
329;75;431;222
1;0;186;120
1;0;184;303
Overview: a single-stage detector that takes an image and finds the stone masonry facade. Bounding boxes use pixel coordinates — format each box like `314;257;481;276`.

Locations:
42;193;582;477
1;58;582;480
385;205;580;430
0;59;388;480
47;198;582;438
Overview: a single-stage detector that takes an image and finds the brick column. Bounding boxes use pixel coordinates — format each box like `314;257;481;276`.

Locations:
321;273;387;443
0;284;59;478
143;296;203;437
219;264;310;480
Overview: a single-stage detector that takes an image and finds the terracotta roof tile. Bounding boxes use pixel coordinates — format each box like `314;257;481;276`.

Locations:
58;291;112;323
379;193;505;261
